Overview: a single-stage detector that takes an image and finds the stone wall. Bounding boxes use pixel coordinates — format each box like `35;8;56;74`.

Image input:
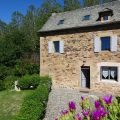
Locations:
40;28;120;95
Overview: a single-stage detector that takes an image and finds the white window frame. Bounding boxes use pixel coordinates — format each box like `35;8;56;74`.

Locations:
100;66;118;81
94;34;118;52
48;40;64;54
97;62;120;84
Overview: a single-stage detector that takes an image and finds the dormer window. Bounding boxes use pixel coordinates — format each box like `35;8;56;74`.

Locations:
57;19;65;25
97;8;113;22
83;15;90;20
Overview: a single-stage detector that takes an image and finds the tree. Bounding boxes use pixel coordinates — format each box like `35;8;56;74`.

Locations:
21;5;39;52
10;11;24;30
38;0;62;28
0;19;7;35
0;29;28;66
64;0;81;11
84;0;99;7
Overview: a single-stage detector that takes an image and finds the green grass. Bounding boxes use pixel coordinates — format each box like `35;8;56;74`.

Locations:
0;90;31;120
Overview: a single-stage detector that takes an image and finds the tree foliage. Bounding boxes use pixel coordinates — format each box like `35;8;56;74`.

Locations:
64;0;81;11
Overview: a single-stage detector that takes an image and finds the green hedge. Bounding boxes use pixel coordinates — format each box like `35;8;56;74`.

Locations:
18;74;41;90
15;76;51;120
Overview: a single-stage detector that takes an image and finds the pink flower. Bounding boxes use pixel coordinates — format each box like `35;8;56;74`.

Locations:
69;101;76;111
103;95;112;105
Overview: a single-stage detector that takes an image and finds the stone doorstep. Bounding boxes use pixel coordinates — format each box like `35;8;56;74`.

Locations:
79;88;90;93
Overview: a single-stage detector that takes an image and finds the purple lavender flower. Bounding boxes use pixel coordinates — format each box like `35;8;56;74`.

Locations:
99;107;108;117
95;100;101;109
60;110;68;116
69;101;76;111
82;109;90;117
74;113;82;120
92;110;101;120
92;107;108;120
81;96;85;101
103;95;112;105
54;117;58;120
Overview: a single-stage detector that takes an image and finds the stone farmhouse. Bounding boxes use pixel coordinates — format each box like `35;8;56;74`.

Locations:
39;1;120;95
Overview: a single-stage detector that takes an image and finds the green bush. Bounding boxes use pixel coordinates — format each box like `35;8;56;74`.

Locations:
14;61;39;77
15;76;51;120
24;63;39;75
0;80;5;91
18;74;41;90
14;64;26;77
4;75;19;90
0;65;11;80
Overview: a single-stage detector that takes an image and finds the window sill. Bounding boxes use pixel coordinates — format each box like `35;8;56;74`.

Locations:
99;80;119;84
48;52;64;55
101;20;111;22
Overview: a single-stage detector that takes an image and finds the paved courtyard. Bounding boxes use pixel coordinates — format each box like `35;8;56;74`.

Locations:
44;87;105;120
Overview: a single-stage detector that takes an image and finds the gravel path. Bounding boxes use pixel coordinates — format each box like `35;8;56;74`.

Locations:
44;87;105;120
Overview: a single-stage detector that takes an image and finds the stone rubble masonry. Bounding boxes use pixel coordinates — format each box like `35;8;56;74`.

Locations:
40;29;120;95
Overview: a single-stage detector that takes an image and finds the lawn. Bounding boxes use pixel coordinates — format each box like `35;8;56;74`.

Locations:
0;90;31;120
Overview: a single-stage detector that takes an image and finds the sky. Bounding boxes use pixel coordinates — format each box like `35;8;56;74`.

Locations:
0;0;64;24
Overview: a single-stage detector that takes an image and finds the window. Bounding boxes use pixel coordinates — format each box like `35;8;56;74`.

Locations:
97;10;113;22
57;19;64;25
94;35;118;52
83;15;90;20
53;41;60;53
101;66;118;81
101;36;110;51
48;41;64;53
103;15;109;21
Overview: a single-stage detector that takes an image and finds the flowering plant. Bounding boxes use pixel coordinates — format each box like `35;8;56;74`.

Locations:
55;95;120;120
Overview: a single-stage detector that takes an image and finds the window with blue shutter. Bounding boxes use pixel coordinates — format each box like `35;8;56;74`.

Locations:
101;36;110;51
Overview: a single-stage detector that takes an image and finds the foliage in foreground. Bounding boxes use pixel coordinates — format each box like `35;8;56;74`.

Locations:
55;95;120;120
14;76;51;120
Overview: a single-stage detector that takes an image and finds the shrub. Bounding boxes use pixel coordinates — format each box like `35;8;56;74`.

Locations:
0;65;11;80
24;63;39;75
4;75;19;90
15;76;51;120
0;80;5;91
14;61;39;77
14;64;26;77
18;74;41;90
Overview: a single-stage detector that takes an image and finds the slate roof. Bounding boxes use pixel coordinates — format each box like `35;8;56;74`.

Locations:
39;0;120;33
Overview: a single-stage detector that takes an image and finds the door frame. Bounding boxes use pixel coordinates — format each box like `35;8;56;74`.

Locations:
81;66;90;89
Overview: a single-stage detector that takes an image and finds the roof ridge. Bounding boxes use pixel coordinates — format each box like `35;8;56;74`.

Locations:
55;0;118;16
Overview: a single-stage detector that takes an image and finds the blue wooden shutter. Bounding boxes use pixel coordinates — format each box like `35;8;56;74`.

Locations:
48;41;53;53
94;36;100;52
111;35;117;52
60;41;64;53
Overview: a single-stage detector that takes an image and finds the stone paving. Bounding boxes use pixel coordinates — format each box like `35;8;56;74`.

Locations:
44;87;105;120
